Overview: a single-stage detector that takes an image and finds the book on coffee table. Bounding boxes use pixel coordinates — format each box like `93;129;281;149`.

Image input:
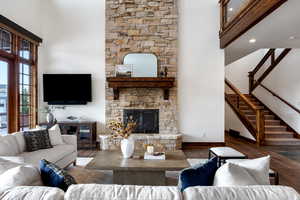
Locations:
144;152;166;160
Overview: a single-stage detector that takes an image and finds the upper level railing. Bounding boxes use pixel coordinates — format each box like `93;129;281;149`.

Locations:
219;0;288;48
220;0;253;32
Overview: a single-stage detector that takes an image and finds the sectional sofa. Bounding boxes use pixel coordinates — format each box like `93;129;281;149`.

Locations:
0;131;77;168
0;184;299;200
0;132;299;200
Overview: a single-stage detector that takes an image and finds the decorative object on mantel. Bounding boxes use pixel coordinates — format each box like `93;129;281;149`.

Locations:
107;77;175;100
164;67;168;77
159;69;165;77
108;118;137;158
115;64;133;77
159;67;168;77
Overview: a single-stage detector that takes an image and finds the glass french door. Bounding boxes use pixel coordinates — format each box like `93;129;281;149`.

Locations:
0;60;8;135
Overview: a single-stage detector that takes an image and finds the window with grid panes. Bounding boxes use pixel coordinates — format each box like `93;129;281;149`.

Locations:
0;16;41;133
19;63;32;131
0;28;12;53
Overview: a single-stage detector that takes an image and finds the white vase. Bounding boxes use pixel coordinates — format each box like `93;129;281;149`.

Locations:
46;113;54;124
120;137;135;159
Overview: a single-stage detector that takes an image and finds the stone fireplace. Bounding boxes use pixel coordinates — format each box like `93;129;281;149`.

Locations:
102;0;181;150
124;109;159;134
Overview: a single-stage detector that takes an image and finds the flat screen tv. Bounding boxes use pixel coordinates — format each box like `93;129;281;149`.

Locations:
43;74;92;105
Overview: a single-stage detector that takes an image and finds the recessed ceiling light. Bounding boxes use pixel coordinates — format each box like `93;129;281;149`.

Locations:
289;36;296;40
229;7;234;12
249;38;256;44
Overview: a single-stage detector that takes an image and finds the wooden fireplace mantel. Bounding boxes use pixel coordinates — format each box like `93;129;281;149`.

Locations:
107;77;175;100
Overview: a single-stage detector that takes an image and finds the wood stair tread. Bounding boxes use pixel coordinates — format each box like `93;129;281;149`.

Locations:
265;125;287;128
265;138;300;141
264;138;300;146
265;131;293;134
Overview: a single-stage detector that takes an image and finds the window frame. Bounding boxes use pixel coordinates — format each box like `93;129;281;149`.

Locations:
0;27;39;133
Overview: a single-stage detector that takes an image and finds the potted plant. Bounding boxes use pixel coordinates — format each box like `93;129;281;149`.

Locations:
108;118;136;158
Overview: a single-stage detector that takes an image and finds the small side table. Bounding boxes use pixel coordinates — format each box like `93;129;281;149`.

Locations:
209;147;247;167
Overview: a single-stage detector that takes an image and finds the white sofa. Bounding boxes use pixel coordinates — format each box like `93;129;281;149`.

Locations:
64;184;300;200
0;186;64;200
1;184;299;200
0;132;77;168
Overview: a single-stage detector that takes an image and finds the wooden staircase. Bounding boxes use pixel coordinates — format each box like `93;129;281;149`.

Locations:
225;48;300;146
226;93;300;146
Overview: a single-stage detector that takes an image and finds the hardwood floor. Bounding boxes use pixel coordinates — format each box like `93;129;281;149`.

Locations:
78;134;300;193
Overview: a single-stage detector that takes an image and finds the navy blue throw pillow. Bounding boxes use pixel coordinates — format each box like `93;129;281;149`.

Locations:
179;157;218;191
40;159;76;191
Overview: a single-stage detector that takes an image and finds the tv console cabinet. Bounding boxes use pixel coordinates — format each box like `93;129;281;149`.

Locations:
40;121;97;150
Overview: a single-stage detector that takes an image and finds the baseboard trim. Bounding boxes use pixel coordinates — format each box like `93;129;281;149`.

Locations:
182;142;225;149
226;130;257;144
236;135;256;144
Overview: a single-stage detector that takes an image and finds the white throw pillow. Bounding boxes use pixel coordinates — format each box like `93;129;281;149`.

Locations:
0;158;22;175
12;132;26;153
0;135;20;156
48;124;64;146
213;156;271;186
0;165;43;189
213;163;258;186
226;156;271;185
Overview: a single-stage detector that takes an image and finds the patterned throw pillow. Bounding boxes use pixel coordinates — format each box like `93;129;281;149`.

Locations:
23;129;53;152
40;159;77;191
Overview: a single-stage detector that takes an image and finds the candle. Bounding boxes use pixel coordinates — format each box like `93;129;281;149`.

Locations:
147;146;154;154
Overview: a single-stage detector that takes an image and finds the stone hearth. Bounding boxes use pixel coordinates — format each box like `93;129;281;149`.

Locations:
99;134;182;151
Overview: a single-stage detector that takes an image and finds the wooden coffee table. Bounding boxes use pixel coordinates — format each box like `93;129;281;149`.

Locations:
86;150;189;186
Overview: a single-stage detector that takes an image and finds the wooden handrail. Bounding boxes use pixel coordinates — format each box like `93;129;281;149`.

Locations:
259;83;300;114
225;79;265;145
251;49;275;75
249;48;291;92
225;78;260;111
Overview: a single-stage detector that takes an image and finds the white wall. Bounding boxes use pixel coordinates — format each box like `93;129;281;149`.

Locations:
38;0;106;132
0;0;41;36
178;0;225;142
225;50;264;93
225;103;255;140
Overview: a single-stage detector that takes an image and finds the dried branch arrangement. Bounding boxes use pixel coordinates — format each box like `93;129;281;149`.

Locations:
108;118;136;139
